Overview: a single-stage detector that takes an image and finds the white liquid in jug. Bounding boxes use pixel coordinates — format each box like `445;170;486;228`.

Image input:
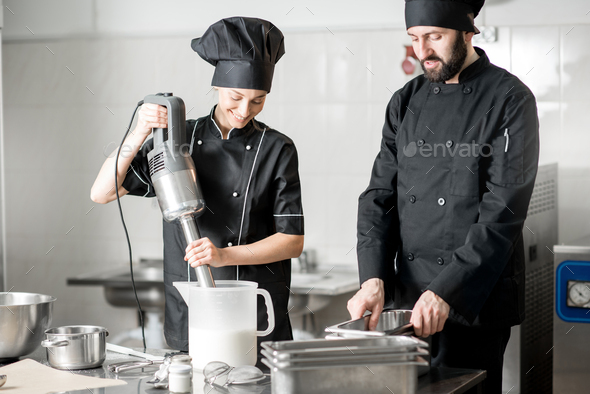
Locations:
190;327;257;370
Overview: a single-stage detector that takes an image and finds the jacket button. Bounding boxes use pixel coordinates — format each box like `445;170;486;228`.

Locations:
232;192;239;197
197;140;203;145
409;195;416;203
246;145;252;150
438;197;446;206
437;257;444;265
445;140;453;148
433;87;441;94
408;253;414;261
417;139;425;147
227;242;233;247
463;87;472;94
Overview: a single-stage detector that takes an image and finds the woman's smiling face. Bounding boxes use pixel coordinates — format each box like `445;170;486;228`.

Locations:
215;87;267;130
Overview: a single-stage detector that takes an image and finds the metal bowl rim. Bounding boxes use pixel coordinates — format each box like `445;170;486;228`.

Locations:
0;292;56;306
44;325;108;336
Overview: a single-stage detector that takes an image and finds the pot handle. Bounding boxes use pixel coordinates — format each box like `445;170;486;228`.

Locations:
256;288;275;337
41;339;70;348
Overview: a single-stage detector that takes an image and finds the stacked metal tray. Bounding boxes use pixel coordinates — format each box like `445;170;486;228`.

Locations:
261;336;429;394
325;309;414;338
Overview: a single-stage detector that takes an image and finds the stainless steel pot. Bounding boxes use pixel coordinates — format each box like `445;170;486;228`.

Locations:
42;325;109;369
0;292;56;360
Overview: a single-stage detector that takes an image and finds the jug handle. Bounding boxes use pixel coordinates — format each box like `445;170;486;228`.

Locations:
256;288;275;337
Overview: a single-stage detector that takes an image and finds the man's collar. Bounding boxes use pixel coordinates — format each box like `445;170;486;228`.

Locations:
457;47;490;84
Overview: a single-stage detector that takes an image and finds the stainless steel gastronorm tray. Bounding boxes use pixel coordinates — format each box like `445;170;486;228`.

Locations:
325;309;414;338
261;335;428;360
261;348;428;368
262;357;428;394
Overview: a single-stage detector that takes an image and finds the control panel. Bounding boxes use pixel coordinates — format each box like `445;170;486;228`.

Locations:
556;260;590;323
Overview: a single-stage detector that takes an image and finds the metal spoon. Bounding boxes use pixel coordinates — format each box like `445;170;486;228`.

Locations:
0;375;6;387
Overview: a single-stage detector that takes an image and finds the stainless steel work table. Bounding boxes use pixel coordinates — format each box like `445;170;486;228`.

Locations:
2;347;485;394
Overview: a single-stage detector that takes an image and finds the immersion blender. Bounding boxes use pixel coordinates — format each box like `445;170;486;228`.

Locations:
144;93;215;287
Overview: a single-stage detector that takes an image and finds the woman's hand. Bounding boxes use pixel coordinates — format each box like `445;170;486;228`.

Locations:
135;104;168;136
185;237;226;268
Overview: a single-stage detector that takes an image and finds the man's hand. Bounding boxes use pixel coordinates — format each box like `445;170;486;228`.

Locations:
346;278;385;331
410;290;450;337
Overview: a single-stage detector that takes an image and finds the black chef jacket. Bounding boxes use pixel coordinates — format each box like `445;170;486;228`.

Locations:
122;107;304;351
357;48;539;328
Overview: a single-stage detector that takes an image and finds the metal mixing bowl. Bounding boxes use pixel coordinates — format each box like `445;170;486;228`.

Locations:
0;292;56;360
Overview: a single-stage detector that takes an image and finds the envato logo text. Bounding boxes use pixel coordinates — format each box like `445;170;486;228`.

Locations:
402;141;493;158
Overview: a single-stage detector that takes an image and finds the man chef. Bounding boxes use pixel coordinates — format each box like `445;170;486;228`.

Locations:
346;0;539;392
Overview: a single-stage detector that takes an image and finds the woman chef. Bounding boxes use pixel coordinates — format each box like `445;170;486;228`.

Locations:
91;17;304;363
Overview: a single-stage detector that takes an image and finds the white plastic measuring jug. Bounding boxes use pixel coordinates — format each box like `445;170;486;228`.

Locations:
173;280;275;370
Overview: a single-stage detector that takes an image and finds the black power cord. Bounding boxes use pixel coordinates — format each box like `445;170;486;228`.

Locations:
114;100;146;350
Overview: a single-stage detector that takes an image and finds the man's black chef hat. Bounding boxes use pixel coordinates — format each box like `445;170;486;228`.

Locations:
191;17;285;93
405;0;484;34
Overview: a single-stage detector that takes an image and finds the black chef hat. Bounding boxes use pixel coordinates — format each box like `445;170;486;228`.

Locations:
405;0;484;34
191;17;285;93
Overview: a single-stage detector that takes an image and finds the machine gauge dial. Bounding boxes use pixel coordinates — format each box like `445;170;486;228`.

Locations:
568;282;590;306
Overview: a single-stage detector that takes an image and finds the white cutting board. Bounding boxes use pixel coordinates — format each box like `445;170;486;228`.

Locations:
0;358;127;394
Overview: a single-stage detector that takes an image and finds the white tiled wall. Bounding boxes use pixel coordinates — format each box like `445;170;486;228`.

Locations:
3;1;590;338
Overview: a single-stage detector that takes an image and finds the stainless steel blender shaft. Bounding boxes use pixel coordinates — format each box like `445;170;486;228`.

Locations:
179;215;216;287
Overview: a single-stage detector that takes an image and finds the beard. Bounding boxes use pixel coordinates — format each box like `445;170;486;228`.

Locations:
420;31;468;83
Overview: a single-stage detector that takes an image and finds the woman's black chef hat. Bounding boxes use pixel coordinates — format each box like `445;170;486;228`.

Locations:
405;0;484;34
191;17;285;93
